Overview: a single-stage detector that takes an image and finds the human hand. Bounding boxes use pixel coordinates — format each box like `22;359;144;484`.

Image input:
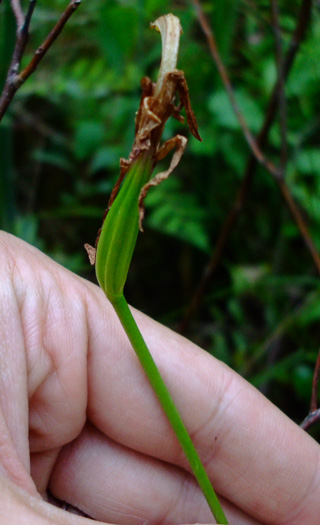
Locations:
0;231;319;524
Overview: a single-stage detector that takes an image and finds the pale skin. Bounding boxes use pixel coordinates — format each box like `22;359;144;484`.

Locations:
0;231;320;525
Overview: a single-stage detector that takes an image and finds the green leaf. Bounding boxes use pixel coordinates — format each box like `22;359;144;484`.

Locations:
90;146;122;173
299;293;320;326
295;149;320;176
12;215;43;250
145;177;210;252
32;150;72;171
251;351;304;388
230;264;270;295
292;364;313;403
208;89;263;133
74;121;105;160
96;4;140;71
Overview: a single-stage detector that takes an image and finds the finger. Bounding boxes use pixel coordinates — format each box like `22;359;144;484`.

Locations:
0;235;36;493
1;233;88;453
49;423;258;524
86;304;320;524
0;473;107;525
30;448;61;496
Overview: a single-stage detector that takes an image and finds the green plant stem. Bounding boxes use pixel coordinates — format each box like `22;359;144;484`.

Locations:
94;154;227;522
110;293;228;524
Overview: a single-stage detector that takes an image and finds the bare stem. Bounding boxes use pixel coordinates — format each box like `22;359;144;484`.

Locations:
311;348;320;413
0;0;37;118
23;0;37;35
0;0;81;122
10;0;24;28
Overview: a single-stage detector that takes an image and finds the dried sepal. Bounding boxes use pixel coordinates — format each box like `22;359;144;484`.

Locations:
107;158;131;209
84;243;96;265
174;72;202;141
138;134;188;230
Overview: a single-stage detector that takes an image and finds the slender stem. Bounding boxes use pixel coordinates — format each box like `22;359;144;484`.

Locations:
301;408;320;431
310;348;320;413
111;294;228;524
10;0;24;29
0;0;81;121
0;0;37;120
17;0;81;86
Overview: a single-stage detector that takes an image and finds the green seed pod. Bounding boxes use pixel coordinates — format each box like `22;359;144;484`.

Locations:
95;157;152;302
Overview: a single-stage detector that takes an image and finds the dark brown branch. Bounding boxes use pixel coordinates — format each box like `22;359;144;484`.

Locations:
301;348;320;431
270;0;287;172
179;0;313;333
0;0;81;122
191;0;281;179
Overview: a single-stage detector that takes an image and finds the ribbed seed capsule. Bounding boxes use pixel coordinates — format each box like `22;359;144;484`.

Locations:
95;157;152;302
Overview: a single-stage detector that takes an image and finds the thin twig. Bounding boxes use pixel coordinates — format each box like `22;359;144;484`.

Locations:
191;0;281;179
18;0;81;85
301;409;320;431
311;348;320;412
13;103;67;146
301;347;320;430
0;0;81;122
179;0;313;333
10;0;24;28
278;180;320;274
0;0;37;119
270;0;288;172
0;0;37;120
23;0;37;34
12;0;37;68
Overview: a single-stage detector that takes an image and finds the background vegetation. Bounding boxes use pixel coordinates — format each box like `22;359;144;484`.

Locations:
1;0;320;438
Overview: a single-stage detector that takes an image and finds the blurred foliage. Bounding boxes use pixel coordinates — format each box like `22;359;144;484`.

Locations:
1;0;320;436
